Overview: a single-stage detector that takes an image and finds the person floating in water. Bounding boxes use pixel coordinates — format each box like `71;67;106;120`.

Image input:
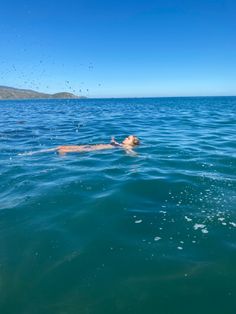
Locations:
20;135;140;156
58;135;140;154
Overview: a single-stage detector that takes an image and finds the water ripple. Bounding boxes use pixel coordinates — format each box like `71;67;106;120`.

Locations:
0;97;236;313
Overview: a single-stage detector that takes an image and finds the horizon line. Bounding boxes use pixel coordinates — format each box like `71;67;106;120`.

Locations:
1;95;236;102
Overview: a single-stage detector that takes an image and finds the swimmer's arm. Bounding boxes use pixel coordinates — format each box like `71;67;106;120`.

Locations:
111;136;122;146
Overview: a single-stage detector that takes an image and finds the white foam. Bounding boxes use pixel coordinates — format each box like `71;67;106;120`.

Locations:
154;236;162;241
185;216;192;222
160;210;167;214
194;223;206;230
135;219;142;224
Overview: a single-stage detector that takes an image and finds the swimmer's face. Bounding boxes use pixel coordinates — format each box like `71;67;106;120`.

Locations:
122;135;140;147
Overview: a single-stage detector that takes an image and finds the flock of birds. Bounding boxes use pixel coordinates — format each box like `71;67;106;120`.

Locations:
0;59;102;96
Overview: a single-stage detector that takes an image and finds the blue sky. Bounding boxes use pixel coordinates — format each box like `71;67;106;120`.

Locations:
0;0;236;97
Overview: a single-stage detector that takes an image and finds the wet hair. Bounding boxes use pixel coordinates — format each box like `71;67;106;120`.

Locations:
132;136;140;145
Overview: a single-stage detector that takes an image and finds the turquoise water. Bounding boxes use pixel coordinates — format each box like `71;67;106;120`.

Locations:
0;97;236;314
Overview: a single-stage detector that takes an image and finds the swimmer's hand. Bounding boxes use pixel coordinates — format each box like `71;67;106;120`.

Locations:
111;136;121;146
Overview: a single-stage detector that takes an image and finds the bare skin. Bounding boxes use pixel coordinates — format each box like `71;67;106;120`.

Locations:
58;135;140;154
18;135;140;156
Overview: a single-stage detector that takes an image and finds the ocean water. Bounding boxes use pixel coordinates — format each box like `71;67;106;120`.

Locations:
0;97;236;314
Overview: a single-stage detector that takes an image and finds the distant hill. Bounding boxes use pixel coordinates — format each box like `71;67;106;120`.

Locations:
0;86;86;100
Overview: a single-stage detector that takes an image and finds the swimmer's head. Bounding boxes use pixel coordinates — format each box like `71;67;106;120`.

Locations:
122;135;140;147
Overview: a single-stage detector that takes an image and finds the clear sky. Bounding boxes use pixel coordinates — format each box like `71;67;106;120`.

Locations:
0;0;236;98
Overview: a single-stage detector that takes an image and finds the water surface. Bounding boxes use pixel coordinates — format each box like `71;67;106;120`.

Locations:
0;97;236;314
